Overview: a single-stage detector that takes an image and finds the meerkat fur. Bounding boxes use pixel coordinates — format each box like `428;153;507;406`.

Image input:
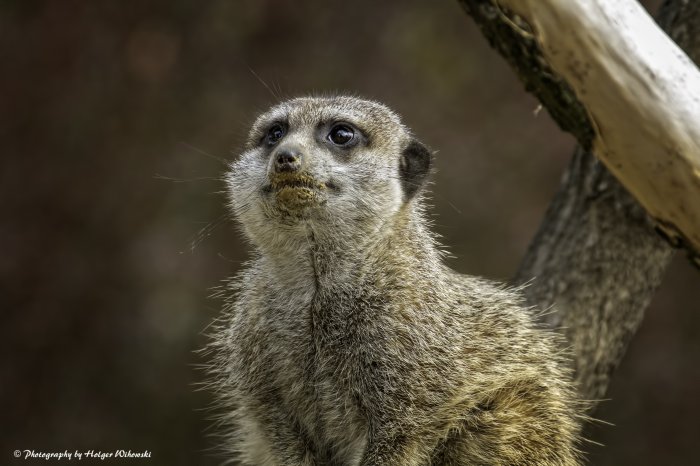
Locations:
207;95;583;465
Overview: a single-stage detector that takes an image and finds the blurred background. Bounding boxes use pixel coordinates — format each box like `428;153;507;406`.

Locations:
2;0;698;464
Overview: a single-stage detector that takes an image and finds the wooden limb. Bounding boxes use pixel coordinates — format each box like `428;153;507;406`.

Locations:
458;0;700;403
515;147;673;402
468;0;700;258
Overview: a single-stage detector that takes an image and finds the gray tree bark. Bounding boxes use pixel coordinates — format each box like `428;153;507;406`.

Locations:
457;0;700;403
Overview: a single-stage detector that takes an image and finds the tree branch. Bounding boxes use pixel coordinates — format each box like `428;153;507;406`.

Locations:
463;0;700;259
458;0;700;403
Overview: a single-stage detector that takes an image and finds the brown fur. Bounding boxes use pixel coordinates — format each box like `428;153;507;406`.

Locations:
208;96;583;465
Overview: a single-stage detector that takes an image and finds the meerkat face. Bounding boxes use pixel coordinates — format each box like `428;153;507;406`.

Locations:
226;96;431;249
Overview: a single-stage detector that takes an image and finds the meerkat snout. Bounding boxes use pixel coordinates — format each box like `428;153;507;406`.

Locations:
272;145;304;174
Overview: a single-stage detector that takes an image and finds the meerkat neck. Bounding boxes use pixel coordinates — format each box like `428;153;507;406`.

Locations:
273;206;438;293
253;204;439;294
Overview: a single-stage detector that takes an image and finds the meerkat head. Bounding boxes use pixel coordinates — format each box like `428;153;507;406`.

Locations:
226;96;432;250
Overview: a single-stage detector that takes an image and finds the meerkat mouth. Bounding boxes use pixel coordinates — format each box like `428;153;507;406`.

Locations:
267;173;328;211
269;172;326;191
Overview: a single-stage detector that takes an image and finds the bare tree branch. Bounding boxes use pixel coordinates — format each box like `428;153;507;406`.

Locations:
458;0;700;403
515;148;673;403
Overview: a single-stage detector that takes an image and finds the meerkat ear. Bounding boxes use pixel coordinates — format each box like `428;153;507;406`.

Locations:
399;139;432;200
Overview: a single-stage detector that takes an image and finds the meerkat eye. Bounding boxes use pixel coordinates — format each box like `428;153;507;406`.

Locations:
328;124;355;146
266;124;286;145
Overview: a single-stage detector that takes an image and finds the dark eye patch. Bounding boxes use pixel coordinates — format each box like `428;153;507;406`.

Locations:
262;122;287;146
322;121;365;150
328;124;355;146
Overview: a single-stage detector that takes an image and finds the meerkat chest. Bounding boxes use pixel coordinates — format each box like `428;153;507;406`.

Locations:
271;289;373;463
236;281;377;462
303;290;394;460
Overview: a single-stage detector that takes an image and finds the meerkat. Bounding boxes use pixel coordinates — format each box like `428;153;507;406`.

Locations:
209;96;583;465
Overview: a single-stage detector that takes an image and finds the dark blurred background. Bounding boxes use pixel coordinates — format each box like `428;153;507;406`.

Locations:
2;0;698;464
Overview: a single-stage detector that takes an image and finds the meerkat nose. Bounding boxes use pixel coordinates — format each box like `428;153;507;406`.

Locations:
274;147;303;173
